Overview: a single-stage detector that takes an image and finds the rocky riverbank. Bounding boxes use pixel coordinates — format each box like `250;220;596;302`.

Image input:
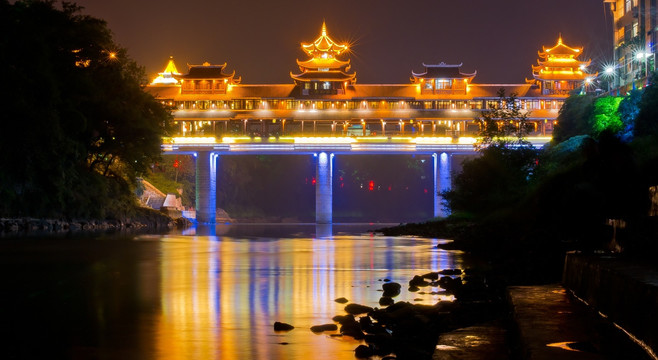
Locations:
275;268;505;360
0;207;191;235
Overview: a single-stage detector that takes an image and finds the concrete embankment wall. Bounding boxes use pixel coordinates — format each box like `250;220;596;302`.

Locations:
563;253;658;355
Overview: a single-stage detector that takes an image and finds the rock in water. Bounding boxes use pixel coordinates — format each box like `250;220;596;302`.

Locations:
310;324;338;332
344;303;373;315
379;296;395;306
334;297;349;304
382;282;401;297
354;344;374;358
273;322;294;331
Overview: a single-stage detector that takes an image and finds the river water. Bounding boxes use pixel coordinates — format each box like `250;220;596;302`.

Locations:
0;224;465;359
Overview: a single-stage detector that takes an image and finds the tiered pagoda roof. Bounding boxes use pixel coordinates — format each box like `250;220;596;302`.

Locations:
151;56;181;85
291;22;356;84
530;36;595;82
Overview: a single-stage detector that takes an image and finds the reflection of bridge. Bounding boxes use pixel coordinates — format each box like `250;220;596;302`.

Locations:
162;136;551;223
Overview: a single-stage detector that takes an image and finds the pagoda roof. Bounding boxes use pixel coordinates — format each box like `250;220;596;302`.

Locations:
177;62;236;80
412;62;476;79
536;58;591;68
296;57;350;70
301;22;348;57
290;70;356;82
151;56;181;85
538;36;583;58
532;71;597;81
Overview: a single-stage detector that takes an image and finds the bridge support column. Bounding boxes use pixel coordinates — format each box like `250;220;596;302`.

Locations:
316;152;333;224
433;152;451;218
196;151;217;224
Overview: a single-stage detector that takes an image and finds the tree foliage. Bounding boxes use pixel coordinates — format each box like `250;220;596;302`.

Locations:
552;95;595;143
0;0;170;218
589;96;623;137
634;73;658;138
444;89;538;217
475;88;533;148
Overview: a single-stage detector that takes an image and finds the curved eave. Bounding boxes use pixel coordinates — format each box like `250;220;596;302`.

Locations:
187;62;227;70
296;57;350;69
290;71;356;82
421;62;463;68
411;71;477;80
175;69;236;81
540;43;582;56
532;72;597;81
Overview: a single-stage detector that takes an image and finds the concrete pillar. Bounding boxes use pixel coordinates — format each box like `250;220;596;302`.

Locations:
433;152;452;218
316;152;333;223
196;151;217;224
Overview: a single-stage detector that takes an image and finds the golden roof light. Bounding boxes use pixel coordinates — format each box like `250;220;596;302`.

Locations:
151;56;181;85
528;35;597;91
301;21;348;58
291;21;356;85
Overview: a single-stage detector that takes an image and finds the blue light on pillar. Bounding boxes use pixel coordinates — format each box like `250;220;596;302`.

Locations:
433;152;451;218
196;151;217;224
316;152;333;224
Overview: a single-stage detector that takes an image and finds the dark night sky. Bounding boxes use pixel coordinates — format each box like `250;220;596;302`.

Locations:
72;0;613;85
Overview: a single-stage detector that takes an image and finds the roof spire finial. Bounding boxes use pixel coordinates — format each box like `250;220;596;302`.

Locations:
321;20;327;36
558;33;563;45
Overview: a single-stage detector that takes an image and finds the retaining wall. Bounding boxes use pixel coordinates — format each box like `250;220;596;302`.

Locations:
563;252;658;354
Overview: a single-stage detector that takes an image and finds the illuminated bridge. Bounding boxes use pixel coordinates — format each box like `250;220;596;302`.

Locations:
162;136;551;223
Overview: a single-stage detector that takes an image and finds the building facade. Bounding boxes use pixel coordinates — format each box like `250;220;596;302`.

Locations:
605;0;658;93
146;23;593;138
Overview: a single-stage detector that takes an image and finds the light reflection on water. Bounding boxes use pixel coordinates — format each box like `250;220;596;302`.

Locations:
0;224;462;359
152;224;462;360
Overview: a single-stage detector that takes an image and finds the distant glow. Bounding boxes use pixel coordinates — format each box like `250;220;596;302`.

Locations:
413;137;454;144
171;137;217;144
293;137;355;144
457;137;477;144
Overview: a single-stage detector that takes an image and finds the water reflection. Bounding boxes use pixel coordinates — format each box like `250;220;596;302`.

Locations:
153;224;462;359
0;225;461;359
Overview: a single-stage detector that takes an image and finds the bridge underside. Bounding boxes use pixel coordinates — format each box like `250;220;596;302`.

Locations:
167;137;549;224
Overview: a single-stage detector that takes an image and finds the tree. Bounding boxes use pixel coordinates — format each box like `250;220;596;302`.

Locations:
552;94;594;144
475;88;533;148
634;72;658;138
0;0;170;218
443;89;538;217
589;96;623;137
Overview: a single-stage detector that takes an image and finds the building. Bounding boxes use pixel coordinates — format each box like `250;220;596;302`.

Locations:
528;36;597;95
146;23;589;138
604;0;658;93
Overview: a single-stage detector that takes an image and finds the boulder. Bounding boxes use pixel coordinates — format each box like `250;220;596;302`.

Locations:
310;324;338;333
344;303;373;315
382;282;401;297
273;322;294;331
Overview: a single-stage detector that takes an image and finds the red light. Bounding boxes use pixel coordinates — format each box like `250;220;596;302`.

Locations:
368;180;374;191
312;177;316;185
173;160;180;168
424;189;428;194
388;186;392;191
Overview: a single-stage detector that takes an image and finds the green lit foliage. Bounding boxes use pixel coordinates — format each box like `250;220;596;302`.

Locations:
0;1;170;218
589;96;623;136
